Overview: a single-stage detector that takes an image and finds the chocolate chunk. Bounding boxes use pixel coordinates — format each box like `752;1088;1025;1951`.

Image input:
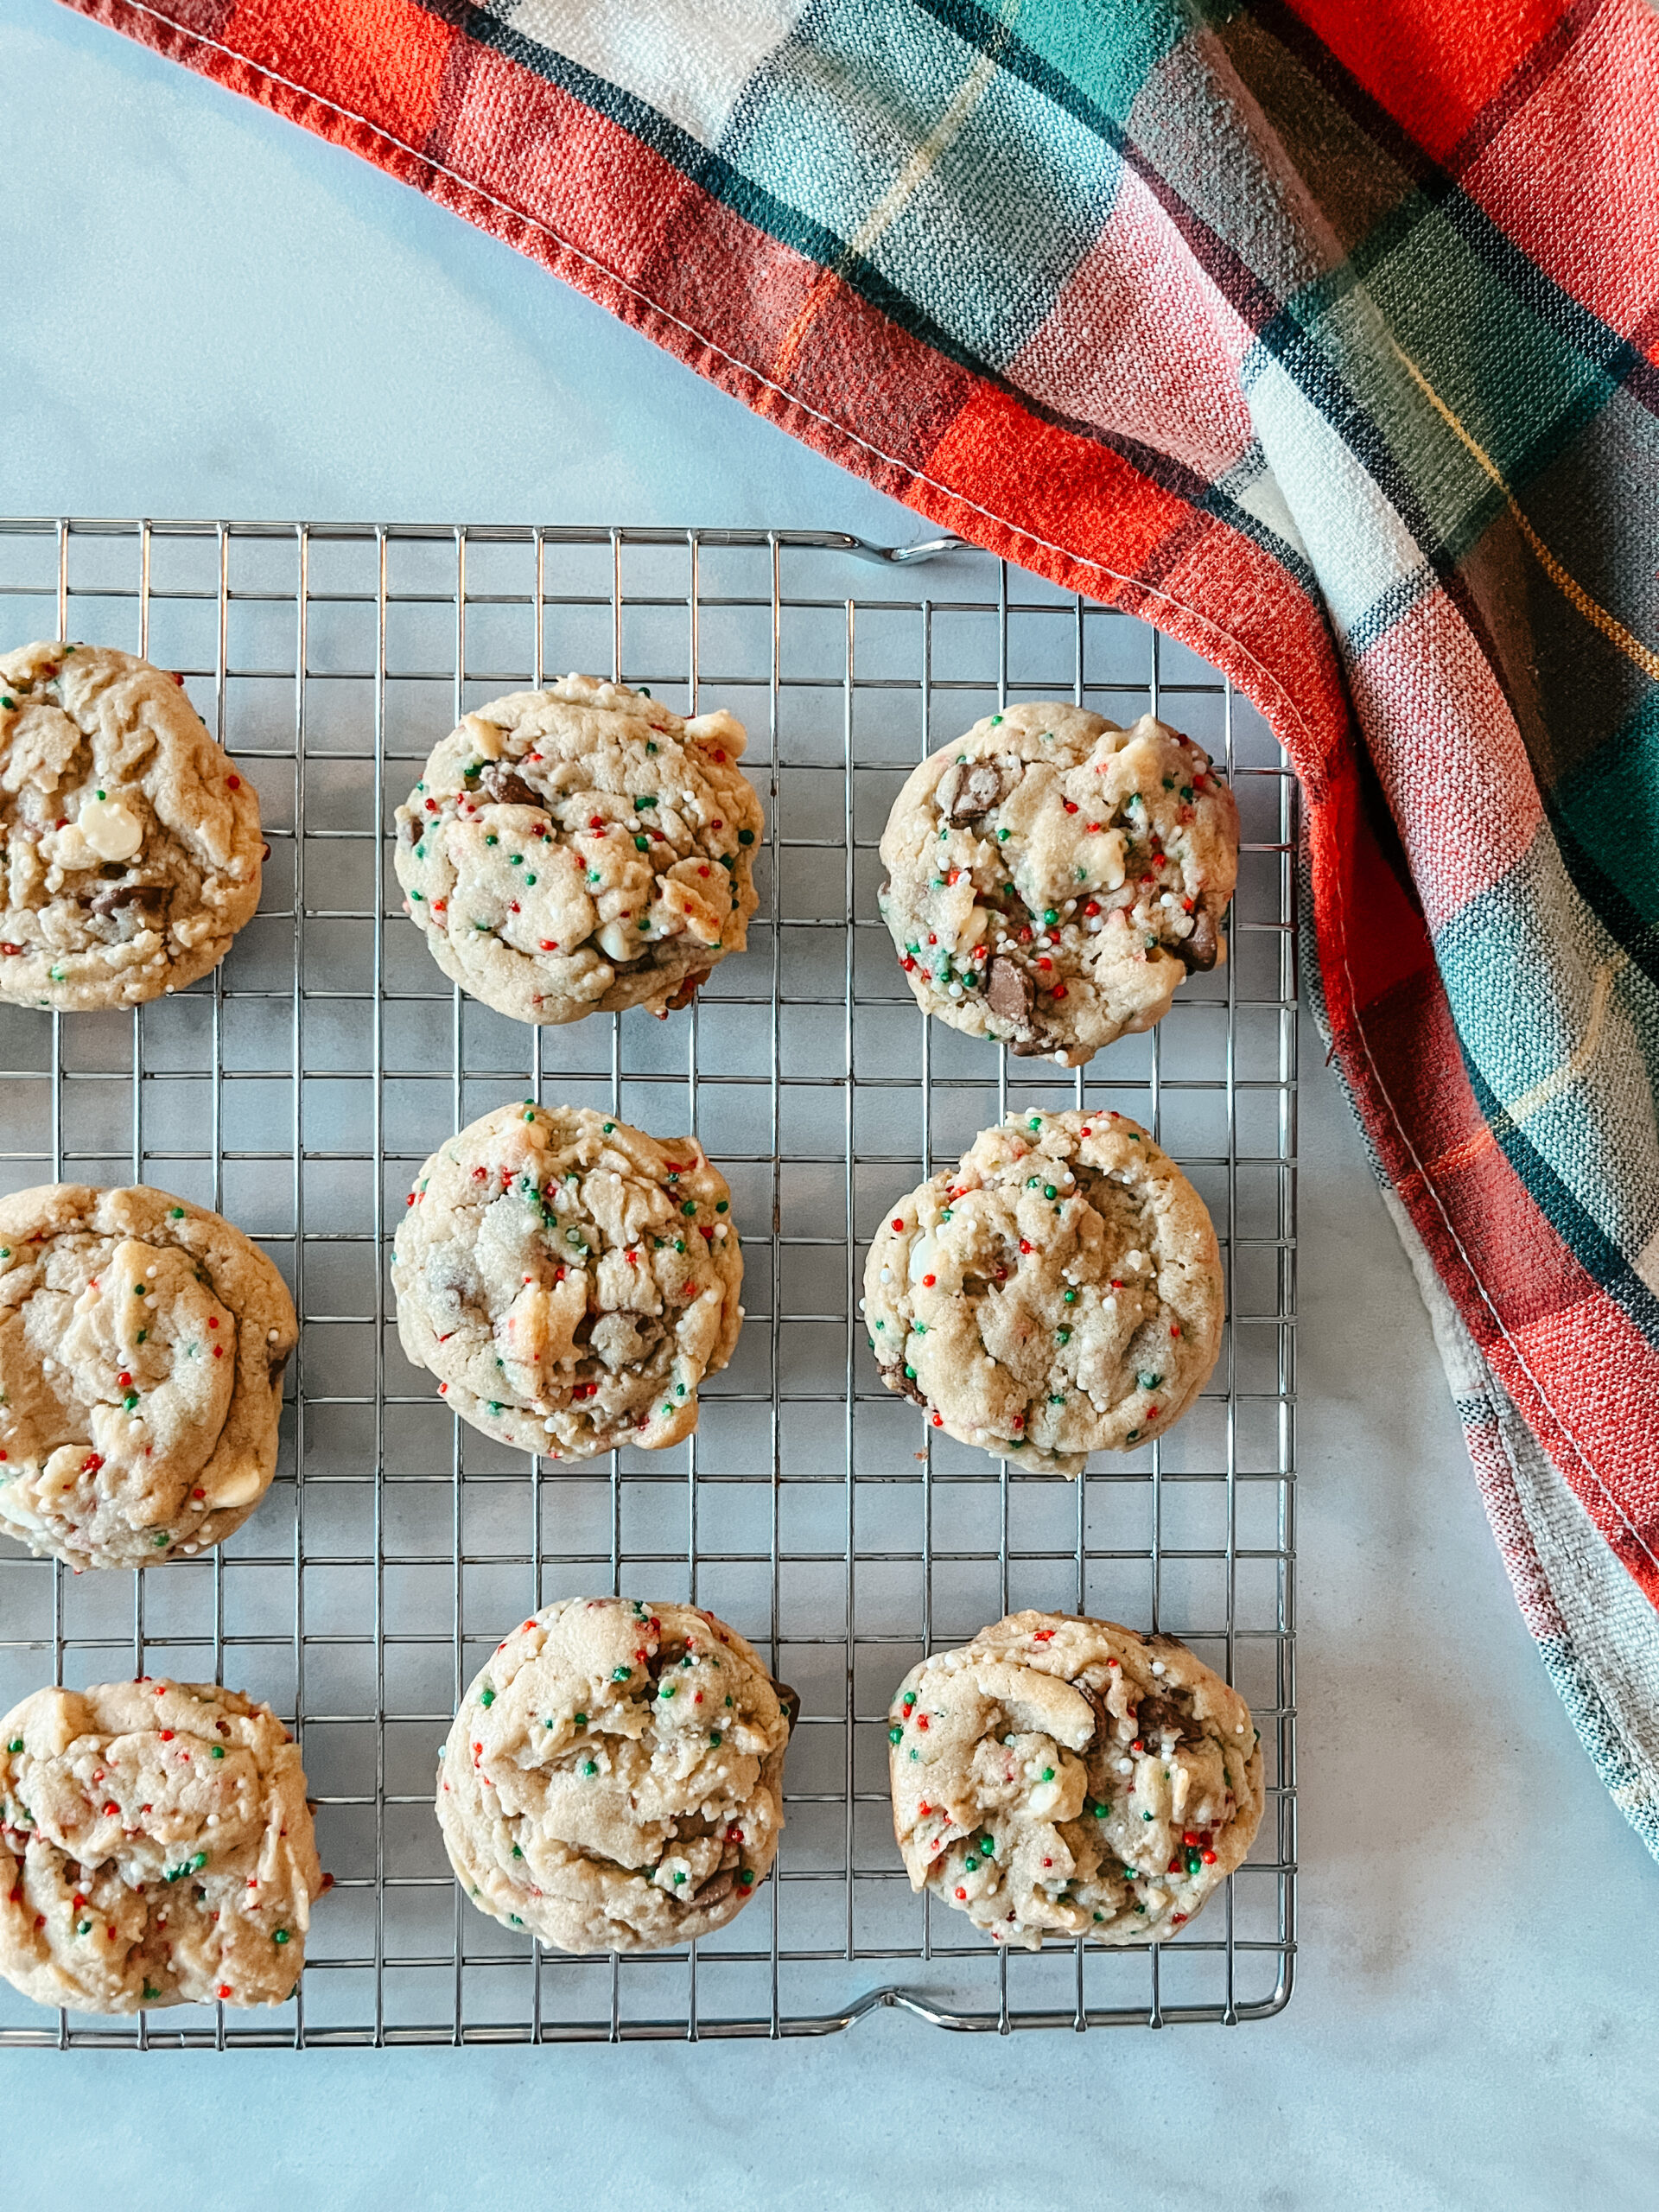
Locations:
774;1680;802;1734
937;760;1006;823
477;761;541;808
267;1351;290;1395
1135;1693;1198;1747
984;956;1033;1028
881;1361;929;1409
89;882;167;920
664;968;709;1012
1177;909;1218;971
1077;1684;1114;1742
689;1869;735;1910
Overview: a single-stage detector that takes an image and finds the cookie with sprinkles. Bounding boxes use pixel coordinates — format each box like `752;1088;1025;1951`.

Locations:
437;1599;795;1952
877;703;1238;1065
862;1108;1222;1475
0;641;264;1011
0;1183;298;1571
889;1611;1262;1949
393;1101;743;1459
392;673;764;1026
0;1677;324;2012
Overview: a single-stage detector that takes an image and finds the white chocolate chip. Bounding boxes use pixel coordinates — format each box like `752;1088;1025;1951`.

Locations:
78;797;143;862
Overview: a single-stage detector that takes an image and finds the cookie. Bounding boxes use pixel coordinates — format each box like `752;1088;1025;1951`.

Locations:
877;703;1238;1065
0;1184;298;1571
862;1108;1222;1475
437;1598;793;1953
392;675;764;1026
888;1611;1263;1949
0;641;264;1011
0;1677;324;2012
393;1102;742;1459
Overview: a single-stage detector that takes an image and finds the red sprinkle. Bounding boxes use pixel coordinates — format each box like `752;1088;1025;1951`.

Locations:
891;1218;905;1232
226;776;240;791
921;1274;935;1287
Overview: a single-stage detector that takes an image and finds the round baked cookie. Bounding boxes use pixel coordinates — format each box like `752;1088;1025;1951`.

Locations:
889;1611;1262;1949
0;1183;299;1571
394;1102;742;1459
862;1108;1222;1476
438;1598;794;1953
0;641;264;1011
0;1677;324;2012
877;703;1238;1065
392;675;764;1026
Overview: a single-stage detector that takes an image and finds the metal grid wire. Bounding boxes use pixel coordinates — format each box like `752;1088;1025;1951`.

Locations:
0;518;1297;2046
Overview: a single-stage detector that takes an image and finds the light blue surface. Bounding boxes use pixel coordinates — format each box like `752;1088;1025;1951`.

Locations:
5;5;1658;2206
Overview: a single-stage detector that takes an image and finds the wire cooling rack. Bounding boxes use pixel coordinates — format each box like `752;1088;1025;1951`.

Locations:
0;518;1296;2046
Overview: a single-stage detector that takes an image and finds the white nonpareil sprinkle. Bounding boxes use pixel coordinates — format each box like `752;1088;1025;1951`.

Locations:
1150;1660;1166;1675
146;1265;158;1279
267;1327;279;1341
1117;1758;1133;1774
880;1268;892;1283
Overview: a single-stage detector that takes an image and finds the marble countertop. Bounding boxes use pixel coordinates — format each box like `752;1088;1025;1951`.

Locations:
6;4;1656;2205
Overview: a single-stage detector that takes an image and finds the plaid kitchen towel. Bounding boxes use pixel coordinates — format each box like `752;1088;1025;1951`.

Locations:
60;0;1659;1854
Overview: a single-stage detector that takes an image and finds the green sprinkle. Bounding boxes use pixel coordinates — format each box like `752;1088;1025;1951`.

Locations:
980;1835;995;1854
509;853;523;866
1041;1767;1055;1783
1180;785;1194;803
143;1983;161;1999
210;1745;225;1760
738;827;754;845
524;874;537;885
573;1713;587;1727
1144;1811;1154;1821
78;1921;92;1936
1136;1371;1163;1390
512;1845;523;1859
1043;1184;1057;1200
273;1929;290;1946
485;833;498;846
634;794;657;810
1028;1116;1042;1131
682;1201;696;1217
646;741;658;753
1063;1289;1077;1304
1042;908;1058;925
889;1726;903;1745
124;1393;138;1411
611;1666;631;1682
709;1731;722;1747
479;1688;495;1708
637;686;651;697
675;1240;684;1254
738;1870;755;1888
1057;1326;1071;1344
603;1122;614;1132
151;1534;168;1548
724;1695;734;1708
4;1740;21;1755
658;1683;676;1700
715;1199;728;1213
991;714;1003;725
191;1852;208;1872
964;1856;978;1872
582;1759;597;1777
634;835;649;850
914;1322;926;1334
1049;1393;1064;1405
996;828;1010;842
903;1365;916;1379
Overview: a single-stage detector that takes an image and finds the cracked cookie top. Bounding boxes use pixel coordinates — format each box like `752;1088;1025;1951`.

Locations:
392;1102;744;1460
0;1184;298;1571
0;642;264;1011
0;1677;323;2012
889;1611;1262;1949
862;1109;1223;1476
437;1598;794;1953
877;703;1238;1065
392;675;765;1026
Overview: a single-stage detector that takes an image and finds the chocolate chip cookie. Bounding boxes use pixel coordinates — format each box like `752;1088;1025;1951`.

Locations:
393;1102;743;1459
0;1184;298;1571
437;1599;793;1952
862;1108;1222;1474
877;703;1237;1064
0;642;264;1010
392;675;764;1026
0;1677;324;2012
889;1611;1262;1948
